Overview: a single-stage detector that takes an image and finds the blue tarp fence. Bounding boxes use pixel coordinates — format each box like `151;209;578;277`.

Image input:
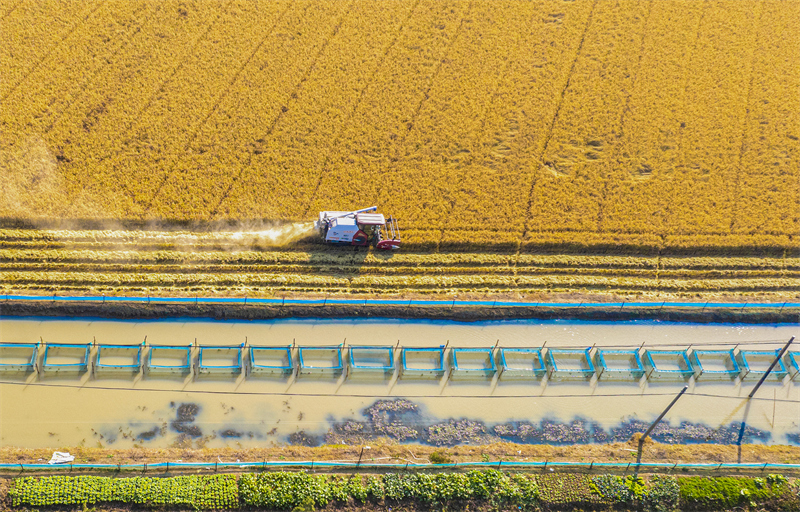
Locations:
2;295;799;309
1;460;798;473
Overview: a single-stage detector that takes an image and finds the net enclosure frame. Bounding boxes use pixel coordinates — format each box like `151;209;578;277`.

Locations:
348;345;395;374
42;342;91;373
297;345;344;376
451;347;497;378
643;349;695;381
546;348;595;380
788;352;800;381
593;349;645;380
249;345;293;376
736;350;788;380
197;343;244;374
691;349;740;380
146;344;193;374
94;342;145;372
498;347;547;378
401;346;445;378
0;342;39;372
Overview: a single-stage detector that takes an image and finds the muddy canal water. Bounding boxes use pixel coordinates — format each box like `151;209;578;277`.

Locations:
0;318;798;448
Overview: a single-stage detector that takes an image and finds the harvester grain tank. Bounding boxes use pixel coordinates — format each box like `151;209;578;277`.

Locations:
315;206;401;249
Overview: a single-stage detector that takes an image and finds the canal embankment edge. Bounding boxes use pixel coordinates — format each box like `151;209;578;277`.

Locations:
1;300;799;323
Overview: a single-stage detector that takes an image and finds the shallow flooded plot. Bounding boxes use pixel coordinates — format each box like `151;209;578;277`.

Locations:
42;343;90;373
692;350;740;380
0;343;38;372
298;346;343;375
402;347;445;377
737;350;787;380
95;344;143;373
547;349;595;380
499;348;546;378
595;350;644;380
146;345;192;374
198;345;243;374
644;350;694;381
349;346;394;371
451;348;496;378
250;346;293;376
0;318;798;448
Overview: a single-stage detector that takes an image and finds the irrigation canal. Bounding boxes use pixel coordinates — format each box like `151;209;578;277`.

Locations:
0;317;798;448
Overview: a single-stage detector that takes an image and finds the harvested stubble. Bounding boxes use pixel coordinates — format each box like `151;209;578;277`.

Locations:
0;229;797;299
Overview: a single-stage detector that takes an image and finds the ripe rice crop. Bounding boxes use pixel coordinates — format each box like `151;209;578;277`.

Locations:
0;1;797;298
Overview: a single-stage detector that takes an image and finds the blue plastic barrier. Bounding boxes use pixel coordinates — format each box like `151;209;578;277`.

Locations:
1;459;798;474
3;294;799;309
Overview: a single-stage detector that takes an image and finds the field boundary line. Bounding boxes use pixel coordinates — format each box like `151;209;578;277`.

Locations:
142;1;295;214
1;2;104;103
211;1;356;219
302;0;422;217
2;460;800;476
3;294;798;309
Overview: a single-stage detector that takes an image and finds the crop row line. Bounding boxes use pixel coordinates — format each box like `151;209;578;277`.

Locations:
2;271;796;291
0;248;795;269
1;262;795;280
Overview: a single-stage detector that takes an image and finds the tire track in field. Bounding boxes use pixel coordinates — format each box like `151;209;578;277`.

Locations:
435;6;525;247
663;0;708;230
729;1;765;234
596;0;654;232
142;1;295;215
210;1;356;219
361;0;474;224
43;3;163;134
302;0;422;218
61;1;236;214
0;0;22;20
518;0;598;246
1;2;104;103
384;0;474;176
107;0;235;204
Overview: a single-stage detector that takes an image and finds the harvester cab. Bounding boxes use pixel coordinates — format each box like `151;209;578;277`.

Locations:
315;206;401;250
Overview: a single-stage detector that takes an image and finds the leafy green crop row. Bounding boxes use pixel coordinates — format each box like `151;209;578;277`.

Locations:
238;470;538;509
591;475;680;512
8;472;800;511
9;474;237;510
678;474;797;510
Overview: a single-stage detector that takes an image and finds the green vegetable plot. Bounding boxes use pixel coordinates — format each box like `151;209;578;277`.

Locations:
7;471;799;510
10;474;238;509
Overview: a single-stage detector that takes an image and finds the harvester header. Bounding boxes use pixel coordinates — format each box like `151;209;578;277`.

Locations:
315;206;400;250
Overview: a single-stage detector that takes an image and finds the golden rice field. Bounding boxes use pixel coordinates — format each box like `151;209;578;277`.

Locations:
0;0;798;299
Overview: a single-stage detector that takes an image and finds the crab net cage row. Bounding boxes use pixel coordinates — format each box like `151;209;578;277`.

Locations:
0;342;797;383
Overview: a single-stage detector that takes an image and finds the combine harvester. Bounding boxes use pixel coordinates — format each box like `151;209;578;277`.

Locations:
315;206;400;249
